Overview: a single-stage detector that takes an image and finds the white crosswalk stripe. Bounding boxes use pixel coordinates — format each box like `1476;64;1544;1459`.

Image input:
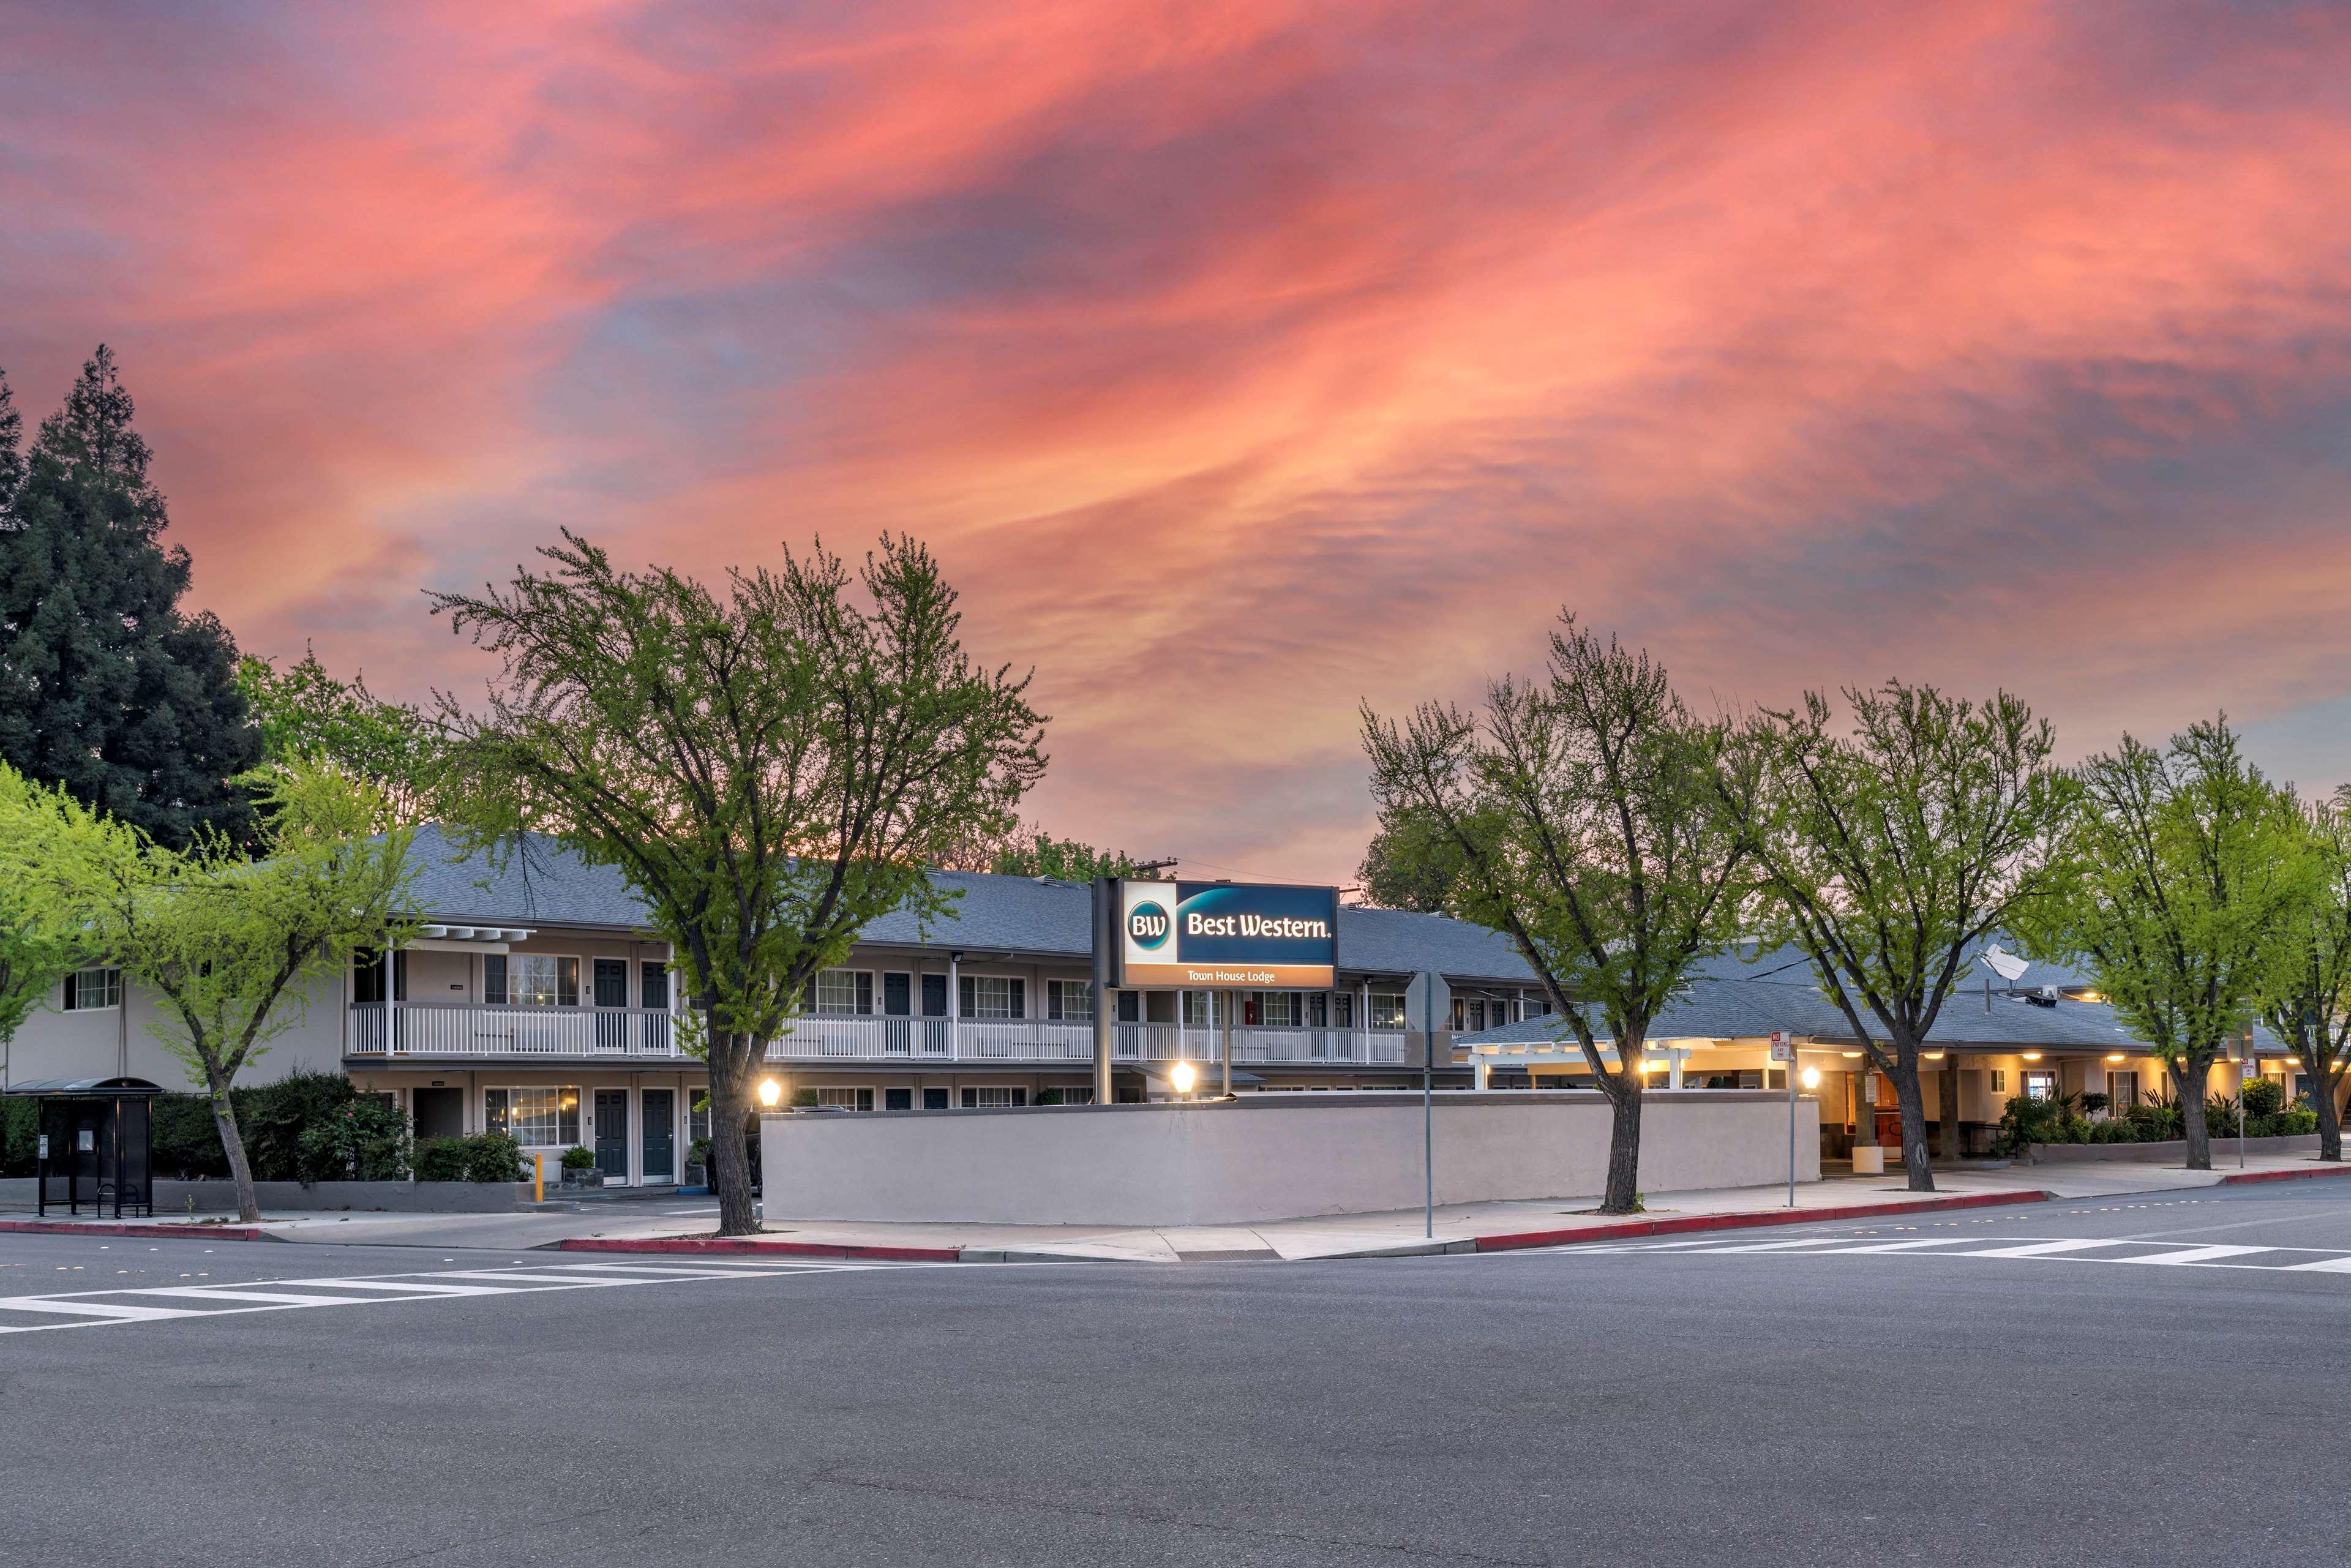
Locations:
1564;1232;2351;1277
0;1256;948;1337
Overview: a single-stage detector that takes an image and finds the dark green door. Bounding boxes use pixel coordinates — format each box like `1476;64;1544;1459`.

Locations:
641;1089;675;1182
593;1090;629;1179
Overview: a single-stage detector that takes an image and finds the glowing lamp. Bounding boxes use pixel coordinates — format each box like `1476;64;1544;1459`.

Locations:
757;1078;782;1108
1171;1062;1197;1095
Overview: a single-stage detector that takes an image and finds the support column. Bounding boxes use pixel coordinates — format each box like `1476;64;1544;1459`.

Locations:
1092;984;1112;1106
385;945;399;1057
1667;1046;1684;1091
948;952;962;1062
1220;989;1232;1098
1941;1052;1962;1161
1360;978;1371;1064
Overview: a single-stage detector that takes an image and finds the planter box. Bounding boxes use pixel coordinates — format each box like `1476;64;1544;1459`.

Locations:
0;1178;529;1214
2027;1133;2322;1165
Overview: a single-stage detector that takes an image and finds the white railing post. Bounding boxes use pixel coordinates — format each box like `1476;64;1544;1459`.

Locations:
385;947;399;1057
948;953;961;1060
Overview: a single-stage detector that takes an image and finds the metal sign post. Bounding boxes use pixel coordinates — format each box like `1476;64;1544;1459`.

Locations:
1771;1030;1796;1207
1405;970;1450;1239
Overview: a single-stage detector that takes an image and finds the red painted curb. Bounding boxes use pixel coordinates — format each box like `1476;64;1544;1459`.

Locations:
2219;1165;2351;1185
0;1219;269;1242
553;1236;963;1262
1471;1188;2055;1253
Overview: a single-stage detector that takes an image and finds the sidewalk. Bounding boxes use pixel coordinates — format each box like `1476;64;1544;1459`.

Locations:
7;1152;2345;1258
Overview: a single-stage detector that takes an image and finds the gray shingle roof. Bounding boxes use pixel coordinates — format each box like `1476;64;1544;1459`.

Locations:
1463;939;2281;1055
397;827;1539;983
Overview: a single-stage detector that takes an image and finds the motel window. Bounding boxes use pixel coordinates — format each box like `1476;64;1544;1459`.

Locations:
959;1086;1028;1109
485;1087;581;1146
2023;1070;2058;1102
959;975;1024;1019
815;969;873;1016
1048;980;1093;1022
1059;1086;1096;1105
816;1087;876;1111
1262;992;1300;1028
492;955;577;1008
1332;992;1354;1029
1370;992;1407;1031
688;1092;711;1144
1182;990;1213;1027
355;950;407;1005
1526;997;1553;1018
61;967;122;1011
1989;1069;2008;1094
2106;1071;2139;1109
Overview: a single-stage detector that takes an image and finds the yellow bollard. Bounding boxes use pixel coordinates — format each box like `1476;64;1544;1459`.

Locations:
533;1152;544;1204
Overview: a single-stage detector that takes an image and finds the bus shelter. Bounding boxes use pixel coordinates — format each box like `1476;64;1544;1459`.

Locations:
6;1077;162;1219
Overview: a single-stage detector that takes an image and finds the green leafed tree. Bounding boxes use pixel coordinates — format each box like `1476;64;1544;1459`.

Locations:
236;646;443;827
429;532;1046;1236
0;348;260;848
7;760;415;1221
0;765;93;1078
2020;719;2311;1171
1355;803;1469;913
1362;615;1765;1214
1744;684;2075;1191
2254;789;2351;1162
986;828;1153;882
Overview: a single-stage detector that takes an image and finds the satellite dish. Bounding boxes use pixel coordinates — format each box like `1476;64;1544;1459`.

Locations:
1979;944;2031;983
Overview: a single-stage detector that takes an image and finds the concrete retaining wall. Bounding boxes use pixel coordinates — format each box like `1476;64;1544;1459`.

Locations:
760;1090;1821;1226
0;1177;525;1213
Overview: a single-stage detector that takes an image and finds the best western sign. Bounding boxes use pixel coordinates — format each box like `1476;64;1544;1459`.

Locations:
1101;879;1338;989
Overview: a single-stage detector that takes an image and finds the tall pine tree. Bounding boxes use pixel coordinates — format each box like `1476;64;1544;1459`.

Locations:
0;348;259;848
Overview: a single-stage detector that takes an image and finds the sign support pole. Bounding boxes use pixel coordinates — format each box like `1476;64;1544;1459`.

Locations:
1406;970;1447;1240
1092;878;1115;1108
1771;1030;1796;1207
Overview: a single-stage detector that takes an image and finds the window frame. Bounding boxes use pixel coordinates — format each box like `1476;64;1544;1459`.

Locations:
958;973;1025;1021
62;967;122;1012
1046;978;1093;1022
493;954;580;1009
814;968;875;1018
485;1085;583;1146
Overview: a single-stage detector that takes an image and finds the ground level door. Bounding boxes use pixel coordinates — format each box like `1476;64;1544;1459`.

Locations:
412;1086;463;1141
641;1089;675;1182
593;1090;629;1180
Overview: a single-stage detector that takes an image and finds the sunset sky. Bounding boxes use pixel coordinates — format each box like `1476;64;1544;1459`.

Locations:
6;1;2350;883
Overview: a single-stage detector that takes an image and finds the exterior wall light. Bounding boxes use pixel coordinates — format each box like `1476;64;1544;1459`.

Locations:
757;1078;782;1108
1923;1052;1946;1061
2105;1052;2126;1062
2022;1052;2043;1062
1840;1050;1863;1059
1171;1062;1196;1096
1799;1067;1821;1090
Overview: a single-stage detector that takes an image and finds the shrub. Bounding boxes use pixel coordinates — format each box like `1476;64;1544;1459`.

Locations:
688;1136;712;1171
413;1131;527;1184
2205;1094;2242;1138
560;1144;595;1171
791;1087;820;1108
2242;1078;2285;1118
463;1131;527;1184
1033;1088;1064;1106
2080;1092;2110;1116
239;1069;365;1181
294;1098;411;1182
413;1138;471;1182
2058;1115;2094;1144
2128;1093;2184;1141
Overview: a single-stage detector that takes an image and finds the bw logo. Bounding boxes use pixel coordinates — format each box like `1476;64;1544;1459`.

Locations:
1127;901;1171;950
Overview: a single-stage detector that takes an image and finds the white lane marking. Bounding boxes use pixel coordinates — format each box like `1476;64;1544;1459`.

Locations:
0;1257;948;1338
139;1288;384;1307
0;1298;206;1321
1687;1238;1873;1255
2279;1256;2351;1273
1959;1240;2128;1259
2115;1244;2272;1266
1779;1237;1993;1255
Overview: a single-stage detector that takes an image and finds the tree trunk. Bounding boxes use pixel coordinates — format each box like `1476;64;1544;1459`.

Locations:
2314;1061;2343;1163
2176;1056;2212;1171
708;1034;762;1237
1597;1070;1644;1215
1888;1051;1936;1193
208;1080;262;1225
1941;1053;1962;1165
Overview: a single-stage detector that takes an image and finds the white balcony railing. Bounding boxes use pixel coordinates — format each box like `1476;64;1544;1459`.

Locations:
1230;1027;1409;1066
348;1002;683;1059
765;1017;1406;1066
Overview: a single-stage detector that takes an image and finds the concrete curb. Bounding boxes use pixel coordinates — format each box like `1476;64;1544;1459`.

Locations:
551;1236;963;1262
2218;1164;2351;1185
1468;1188;2057;1254
0;1218;273;1242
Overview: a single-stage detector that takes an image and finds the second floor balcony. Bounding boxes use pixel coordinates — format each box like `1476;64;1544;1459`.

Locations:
349;1002;683;1060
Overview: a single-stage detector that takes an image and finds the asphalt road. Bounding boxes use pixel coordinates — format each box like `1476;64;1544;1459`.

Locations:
6;1183;2350;1567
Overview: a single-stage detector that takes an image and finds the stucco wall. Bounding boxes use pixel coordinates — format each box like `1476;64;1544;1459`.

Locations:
5;970;346;1093
760;1089;1820;1226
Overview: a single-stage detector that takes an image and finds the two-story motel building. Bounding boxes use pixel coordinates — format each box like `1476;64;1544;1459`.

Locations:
13;828;2330;1187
